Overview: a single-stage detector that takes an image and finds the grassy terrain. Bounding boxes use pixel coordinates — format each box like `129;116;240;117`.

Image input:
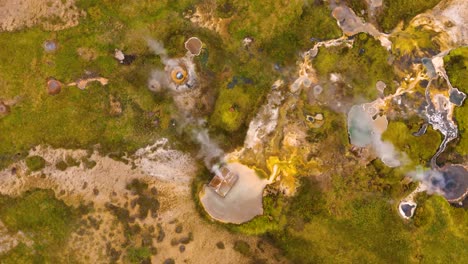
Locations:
378;0;441;32
1;1;467;263
0;189;81;263
314;33;397;100
220;0;341;63
444;47;468;156
382;121;442;166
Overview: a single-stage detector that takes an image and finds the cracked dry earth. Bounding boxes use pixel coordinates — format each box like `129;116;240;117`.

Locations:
0;146;287;263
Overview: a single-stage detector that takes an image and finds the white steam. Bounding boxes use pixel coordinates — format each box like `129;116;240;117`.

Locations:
408;167;446;195
348;104;405;167
147;38;198;93
146;38;223;170
194;128;225;169
147;39;167;60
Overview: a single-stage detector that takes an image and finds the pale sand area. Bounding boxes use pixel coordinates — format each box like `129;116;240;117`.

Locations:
0;0;84;32
0;146;286;263
200;162;269;224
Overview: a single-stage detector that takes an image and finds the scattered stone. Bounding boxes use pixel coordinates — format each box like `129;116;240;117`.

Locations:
163;258;175;264
243;37;253;48
130;199;137;209
114;49;125;62
114;49;136;65
0;101;10;115
156;224;165;242
77;47;97;61
175;224;183;234
109;95;122;116
216;241;225;249
179;233;193;245
47;78;63;95
170;238;180;246
150;187;158;196
141;234;153;247
150;246;158;255
256;240;265;253
179;245;186;253
152;117;160;128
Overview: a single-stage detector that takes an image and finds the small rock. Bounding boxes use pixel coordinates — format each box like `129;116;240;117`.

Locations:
179;245;186;253
179;236;190;245
156;224;165;242
93;188;99;196
175;224;183;234
109;95;122;116
163;258;175;264
216;241;225;249
170;238;180;246
242;37;253;48
0;102;10;115
114;49;125;62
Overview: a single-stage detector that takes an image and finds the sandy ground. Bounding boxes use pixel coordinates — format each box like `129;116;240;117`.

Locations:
0;0;83;31
0;145;287;263
200;162;268;224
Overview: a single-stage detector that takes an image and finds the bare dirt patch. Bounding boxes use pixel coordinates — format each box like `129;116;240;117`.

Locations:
0;0;84;32
0;145;287;263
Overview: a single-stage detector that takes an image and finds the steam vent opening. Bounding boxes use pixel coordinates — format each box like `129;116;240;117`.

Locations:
170;66;188;85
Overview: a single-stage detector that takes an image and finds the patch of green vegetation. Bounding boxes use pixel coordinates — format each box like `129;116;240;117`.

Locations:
412;194;468;263
25;155;46;171
126;246;151;264
55;155;83;171
81;157;97;169
378;0;441;32
0;2;192;169
444;47;468;155
233;240;251;257
391;25;439;58
314;33;397;101
0;189;81;262
55;160;68;171
210;85;253;132
221;158;468;264
0;243;45;264
225;0;340;63
382;121;441;165
345;0;367;17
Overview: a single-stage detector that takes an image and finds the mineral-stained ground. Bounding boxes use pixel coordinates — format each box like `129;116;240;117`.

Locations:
0;0;467;263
